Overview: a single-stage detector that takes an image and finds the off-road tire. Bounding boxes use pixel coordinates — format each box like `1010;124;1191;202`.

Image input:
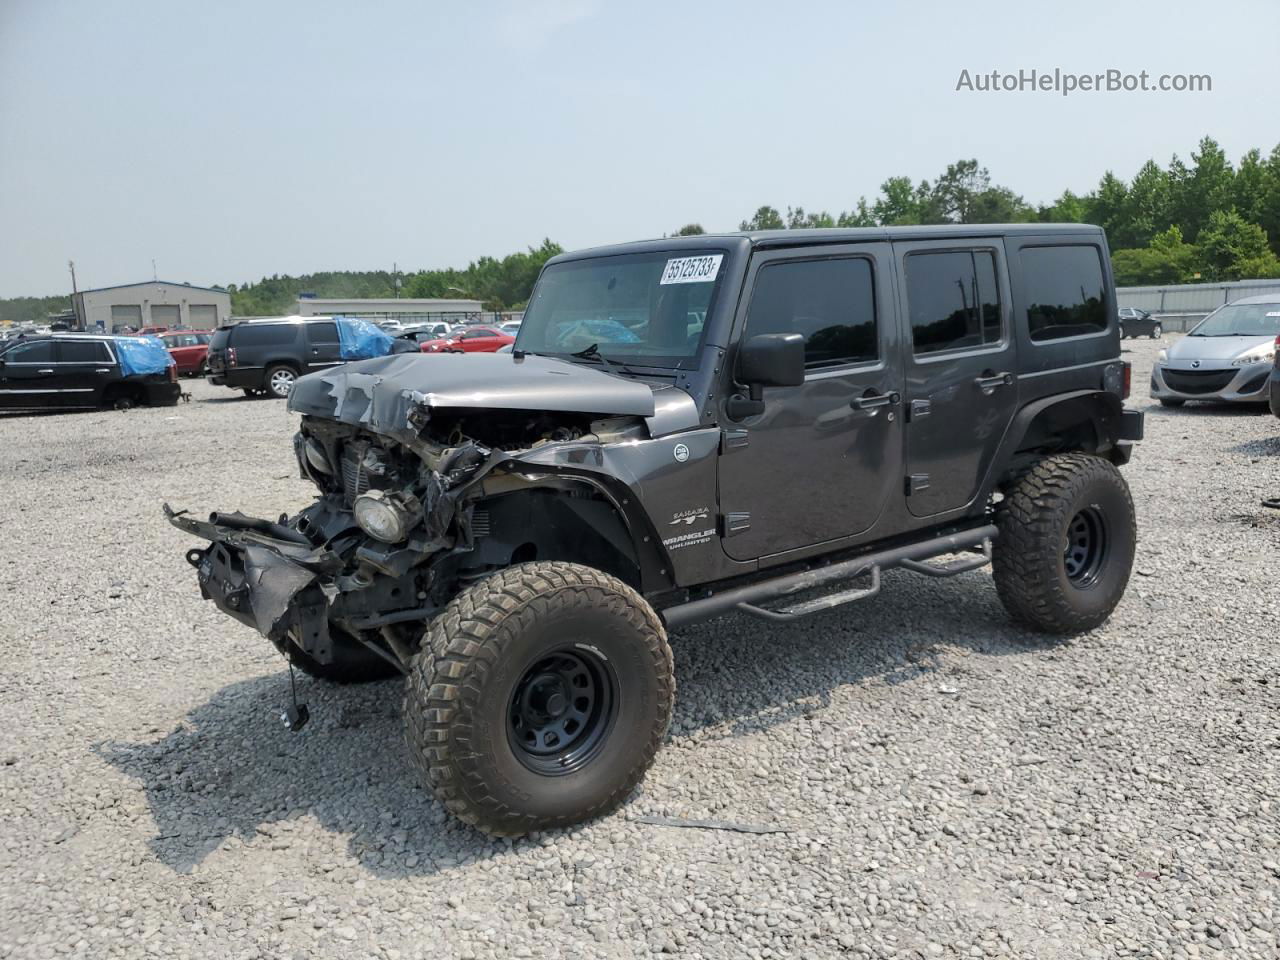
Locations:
274;628;400;684
404;561;674;836
1159;398;1185;408
993;453;1136;635
1150;323;1162;339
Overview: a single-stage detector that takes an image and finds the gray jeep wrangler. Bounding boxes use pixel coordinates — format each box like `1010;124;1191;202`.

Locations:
169;225;1144;835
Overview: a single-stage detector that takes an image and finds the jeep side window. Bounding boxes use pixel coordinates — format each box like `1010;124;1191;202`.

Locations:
1021;245;1108;341
744;258;877;370
906;250;1001;354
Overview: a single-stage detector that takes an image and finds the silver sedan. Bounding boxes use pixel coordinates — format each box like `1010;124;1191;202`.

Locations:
1150;295;1280;406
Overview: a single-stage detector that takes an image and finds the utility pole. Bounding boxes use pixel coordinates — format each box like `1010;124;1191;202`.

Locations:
152;259;157;281
393;261;400;299
68;260;79;328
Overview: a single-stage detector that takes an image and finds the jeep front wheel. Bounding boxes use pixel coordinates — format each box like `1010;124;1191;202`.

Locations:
404;562;674;836
993;453;1136;635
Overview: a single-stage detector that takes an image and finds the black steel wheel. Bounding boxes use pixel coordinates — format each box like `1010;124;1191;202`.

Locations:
507;648;617;775
404;561;674;836
1062;506;1109;587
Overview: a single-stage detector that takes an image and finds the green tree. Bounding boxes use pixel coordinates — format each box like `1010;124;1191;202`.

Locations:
1110;226;1196;285
1194;209;1273;280
836;199;876;227
739;206;785;231
1038;190;1088;224
673;223;705;236
871;176;921;225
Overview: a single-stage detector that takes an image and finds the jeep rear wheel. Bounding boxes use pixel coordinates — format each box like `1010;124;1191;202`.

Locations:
404;561;674;836
993;453;1136;635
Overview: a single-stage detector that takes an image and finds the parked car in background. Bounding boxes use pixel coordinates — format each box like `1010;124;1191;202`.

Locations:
418;325;514;353
1269;336;1280;419
206;316;396;399
1118;307;1162;339
499;320;522;336
397;323;453;346
138;325;169;336
1151;295;1280;407
0;334;179;411
160;331;212;376
377;319;405;334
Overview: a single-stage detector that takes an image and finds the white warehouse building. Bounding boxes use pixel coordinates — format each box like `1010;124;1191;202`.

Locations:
72;281;232;332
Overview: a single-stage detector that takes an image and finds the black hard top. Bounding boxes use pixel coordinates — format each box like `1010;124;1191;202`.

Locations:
549;223;1104;264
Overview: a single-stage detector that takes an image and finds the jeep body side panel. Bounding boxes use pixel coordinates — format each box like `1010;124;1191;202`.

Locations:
891;237;1019;518
714;241;906;564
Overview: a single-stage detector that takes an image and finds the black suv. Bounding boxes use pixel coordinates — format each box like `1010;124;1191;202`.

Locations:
170;224;1144;835
206;317;349;399
0;334;180;411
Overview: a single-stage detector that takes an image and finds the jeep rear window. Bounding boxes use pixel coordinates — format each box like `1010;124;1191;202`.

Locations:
1021;245;1108;342
516;251;724;367
744;257;878;369
906;249;1002;354
234;323;296;347
209;329;232;350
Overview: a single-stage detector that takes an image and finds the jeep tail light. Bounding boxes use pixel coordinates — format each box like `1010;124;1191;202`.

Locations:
1121;361;1131;399
168;363;178;383
227;346;237;367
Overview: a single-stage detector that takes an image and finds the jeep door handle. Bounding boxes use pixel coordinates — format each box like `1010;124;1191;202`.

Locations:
850;391;900;410
974;372;1013;393
37;368;55;375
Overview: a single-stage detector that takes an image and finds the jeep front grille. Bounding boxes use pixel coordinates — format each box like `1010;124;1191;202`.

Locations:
1162;368;1234;394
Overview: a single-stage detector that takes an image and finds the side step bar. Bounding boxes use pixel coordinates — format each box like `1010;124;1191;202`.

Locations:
660;525;997;630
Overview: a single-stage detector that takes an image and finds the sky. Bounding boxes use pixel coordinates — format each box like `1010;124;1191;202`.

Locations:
1;0;1276;297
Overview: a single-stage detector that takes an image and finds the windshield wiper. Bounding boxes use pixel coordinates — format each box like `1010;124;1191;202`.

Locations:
568;343;634;377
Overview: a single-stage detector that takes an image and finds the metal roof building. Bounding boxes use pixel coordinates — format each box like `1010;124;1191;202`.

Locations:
295;297;485;323
72;281;231;332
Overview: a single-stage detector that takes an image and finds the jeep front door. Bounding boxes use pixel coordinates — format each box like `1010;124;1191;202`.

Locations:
717;244;903;562
894;240;1018;518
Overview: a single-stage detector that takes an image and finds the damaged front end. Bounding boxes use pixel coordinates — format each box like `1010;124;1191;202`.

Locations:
167;353;663;672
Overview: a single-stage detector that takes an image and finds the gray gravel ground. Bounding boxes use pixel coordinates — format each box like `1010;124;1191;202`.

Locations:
1;336;1277;960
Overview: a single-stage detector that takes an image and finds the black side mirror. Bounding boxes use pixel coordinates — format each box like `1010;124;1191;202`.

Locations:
727;332;805;420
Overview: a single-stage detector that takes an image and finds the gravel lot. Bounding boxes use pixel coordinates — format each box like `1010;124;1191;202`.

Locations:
1;337;1277;960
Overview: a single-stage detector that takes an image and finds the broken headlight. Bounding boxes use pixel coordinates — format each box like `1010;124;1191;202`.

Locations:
353;490;416;544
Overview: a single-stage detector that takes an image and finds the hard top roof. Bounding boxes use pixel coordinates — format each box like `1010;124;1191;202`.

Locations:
547;223;1105;264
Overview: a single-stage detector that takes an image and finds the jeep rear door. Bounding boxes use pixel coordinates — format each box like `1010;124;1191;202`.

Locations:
893;239;1018;518
716;242;903;562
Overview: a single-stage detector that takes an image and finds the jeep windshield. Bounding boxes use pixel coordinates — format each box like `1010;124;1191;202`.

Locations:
514;250;725;369
1189;303;1280;337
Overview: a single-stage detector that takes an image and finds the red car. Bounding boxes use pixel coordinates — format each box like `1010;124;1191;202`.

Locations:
419;325;514;353
161;330;213;375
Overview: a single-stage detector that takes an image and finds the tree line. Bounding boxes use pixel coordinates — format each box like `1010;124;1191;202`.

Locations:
5;135;1278;325
671;136;1280;285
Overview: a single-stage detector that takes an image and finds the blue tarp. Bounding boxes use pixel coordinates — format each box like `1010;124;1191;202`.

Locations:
114;336;174;377
333;316;396;359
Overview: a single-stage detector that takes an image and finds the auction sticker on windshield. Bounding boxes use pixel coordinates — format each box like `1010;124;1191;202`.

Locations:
660;254;723;285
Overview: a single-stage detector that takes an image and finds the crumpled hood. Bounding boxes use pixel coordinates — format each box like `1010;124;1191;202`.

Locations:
287;352;658;436
1166;334;1274;366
